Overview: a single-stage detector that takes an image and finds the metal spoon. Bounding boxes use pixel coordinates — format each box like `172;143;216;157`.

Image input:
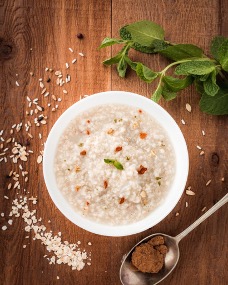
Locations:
120;193;228;285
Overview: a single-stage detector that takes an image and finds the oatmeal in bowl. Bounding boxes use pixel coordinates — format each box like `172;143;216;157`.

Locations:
43;91;188;236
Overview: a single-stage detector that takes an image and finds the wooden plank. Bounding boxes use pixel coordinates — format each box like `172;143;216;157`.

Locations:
111;0;228;285
0;1;112;285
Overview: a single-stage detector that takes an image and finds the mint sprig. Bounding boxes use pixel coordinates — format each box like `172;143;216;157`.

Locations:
99;20;228;115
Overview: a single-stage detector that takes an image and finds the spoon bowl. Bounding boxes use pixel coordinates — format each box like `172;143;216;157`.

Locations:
120;193;227;285
120;234;179;285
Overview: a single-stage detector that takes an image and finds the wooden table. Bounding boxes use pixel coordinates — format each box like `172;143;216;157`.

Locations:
0;1;227;284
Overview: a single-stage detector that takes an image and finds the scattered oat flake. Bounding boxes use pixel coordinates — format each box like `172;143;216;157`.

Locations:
186;103;191;112
200;151;205;156
175;212;180;216
206;180;211;186
202;207;207;212
79;52;84;57
63;90;68;94
221;177;225;182
186;190;195;196
57;276;60;280
202;130;205;136
69;48;73;52
185;202;188;208
196;145;202;150
16;81;19;86
8;219;13;225
181;119;186;125
37;155;43;164
72;59;77;64
2;226;7;231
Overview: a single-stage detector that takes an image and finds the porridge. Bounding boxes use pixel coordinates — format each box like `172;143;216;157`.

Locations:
55;104;175;225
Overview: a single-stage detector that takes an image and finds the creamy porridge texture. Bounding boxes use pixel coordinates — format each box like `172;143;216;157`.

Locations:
55;104;175;225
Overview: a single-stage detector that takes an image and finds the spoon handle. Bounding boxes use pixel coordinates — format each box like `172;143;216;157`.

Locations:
175;193;228;243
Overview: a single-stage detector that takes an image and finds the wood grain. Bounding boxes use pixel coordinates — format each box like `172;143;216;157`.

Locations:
0;0;227;285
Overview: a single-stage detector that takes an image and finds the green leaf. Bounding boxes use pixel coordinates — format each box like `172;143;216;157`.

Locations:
132;42;156;53
175;60;216;76
200;88;228;115
194;79;204;94
120;26;156;54
122;20;165;47
203;71;219;96
210;36;226;61
199;73;210;82
163;76;193;91
152;39;170;52
135;63;158;83
103;54;122;65
117;57;127;77
103;45;130;77
99;37;125;49
113;161;124;170
217;39;228;71
104;159;124;170
159;44;203;61
162;86;178;101
152;84;163;102
104;159;115;164
125;56;137;70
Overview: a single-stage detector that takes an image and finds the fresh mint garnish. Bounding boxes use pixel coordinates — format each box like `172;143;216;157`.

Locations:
175;61;216;76
200;89;228;115
159;44;203;61
99;20;228;115
104;159;124;170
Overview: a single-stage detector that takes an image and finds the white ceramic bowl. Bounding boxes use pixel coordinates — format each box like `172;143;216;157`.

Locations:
43;91;189;237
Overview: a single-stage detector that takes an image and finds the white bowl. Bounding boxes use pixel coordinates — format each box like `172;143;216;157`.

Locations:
43;91;189;237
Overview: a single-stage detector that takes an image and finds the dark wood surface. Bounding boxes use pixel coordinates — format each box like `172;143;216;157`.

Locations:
0;0;227;284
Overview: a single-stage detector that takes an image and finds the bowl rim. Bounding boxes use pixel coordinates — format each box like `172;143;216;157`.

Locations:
43;91;189;237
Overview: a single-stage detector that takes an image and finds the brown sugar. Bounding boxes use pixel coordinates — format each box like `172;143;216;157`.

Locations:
147;235;164;246
131;235;168;273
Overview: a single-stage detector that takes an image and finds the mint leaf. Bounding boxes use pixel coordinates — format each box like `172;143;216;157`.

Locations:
103;45;131;77
152;39;170;52
104;159;115;164
200;88;228;115
152;84;163;102
120;26;156;54
194;79;204;94
136;63;158;83
175;61;216;75
159;44;203;61
99;37;125;49
203;71;219;96
163;76;193;91
199;73;210;82
104;159;124;170
162;86;177;101
125;56;137;70
217;39;228;71
210;36;226;61
123;20;164;47
117;57;128;77
113;161;124;170
103;54;122;65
